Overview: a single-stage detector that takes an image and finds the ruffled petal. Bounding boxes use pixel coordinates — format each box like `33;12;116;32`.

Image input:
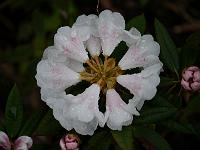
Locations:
35;60;80;90
98;10;125;56
122;27;141;47
0;131;11;150
14;136;33;150
63;84;104;135
54;26;89;63
105;89;137;130
119;34;160;70
43;46;67;63
73;14;98;37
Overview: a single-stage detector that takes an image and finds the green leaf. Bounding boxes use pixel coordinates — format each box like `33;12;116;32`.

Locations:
134;126;172;150
5;85;23;138
35;110;63;135
135;107;177;124
148;95;175;108
83;130;111;150
182;94;200;121
126;14;146;33
161;120;195;134
112;126;134;150
155;19;179;73
180;31;200;69
19;109;47;136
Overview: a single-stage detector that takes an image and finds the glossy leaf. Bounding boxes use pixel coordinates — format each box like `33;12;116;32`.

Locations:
5;85;23;138
155;19;179;73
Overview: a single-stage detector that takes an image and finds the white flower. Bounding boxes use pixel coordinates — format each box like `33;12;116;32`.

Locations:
36;10;162;135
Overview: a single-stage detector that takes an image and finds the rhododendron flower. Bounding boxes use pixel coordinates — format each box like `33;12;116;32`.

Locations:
35;10;162;135
0;131;33;150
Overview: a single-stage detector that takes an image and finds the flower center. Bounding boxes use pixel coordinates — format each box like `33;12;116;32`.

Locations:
80;56;123;92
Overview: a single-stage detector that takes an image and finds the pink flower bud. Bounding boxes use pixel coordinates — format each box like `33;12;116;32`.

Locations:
181;66;200;92
0;131;11;150
59;134;80;150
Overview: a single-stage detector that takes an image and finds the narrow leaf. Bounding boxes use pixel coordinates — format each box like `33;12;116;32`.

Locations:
135;107;177;124
5;85;23;138
134;126;172;150
83;130;111;150
112;126;134;150
155;19;179;73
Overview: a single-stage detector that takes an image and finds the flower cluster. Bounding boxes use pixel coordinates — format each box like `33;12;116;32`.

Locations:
36;10;162;135
0;131;32;150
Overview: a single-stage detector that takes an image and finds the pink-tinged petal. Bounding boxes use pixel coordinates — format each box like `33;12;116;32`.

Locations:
182;70;193;81
98;10;125;56
191;82;200;91
63;84;103;135
59;138;67;150
35;60;80;91
193;70;200;82
86;36;101;56
119;35;160;70
122;27;141;46
187;66;199;71
14;136;33;150
54;26;89;63
181;79;191;91
105;89;134;130
0;131;11;150
42;46;67;63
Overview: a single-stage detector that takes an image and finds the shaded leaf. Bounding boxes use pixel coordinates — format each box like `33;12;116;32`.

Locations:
35;110;63;135
161;120;195;134
180;31;200;69
135;107;177;124
83;130;111;150
134;126;172;150
5;85;23;138
19;108;47;136
155;19;179;73
112;126;134;150
126;14;146;33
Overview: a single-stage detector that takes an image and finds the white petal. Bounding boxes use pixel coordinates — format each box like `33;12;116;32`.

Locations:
35;60;80;90
119;34;160;70
63;84;104;135
98;10;125;56
105;89;134;130
42;46;67;63
54;26;89;63
86;36;101;56
117;67;160;101
73;14;98;37
122;27;141;47
0;131;11;150
14;136;33;150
